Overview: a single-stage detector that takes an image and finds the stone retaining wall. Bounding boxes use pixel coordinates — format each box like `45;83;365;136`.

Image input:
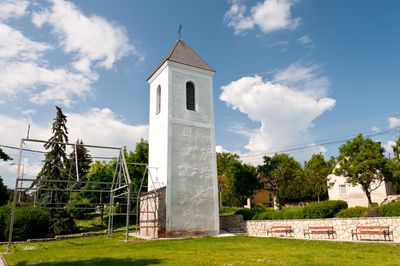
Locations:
220;215;245;231
221;215;400;242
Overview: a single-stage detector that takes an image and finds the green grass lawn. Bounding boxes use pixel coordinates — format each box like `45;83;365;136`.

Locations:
2;234;400;266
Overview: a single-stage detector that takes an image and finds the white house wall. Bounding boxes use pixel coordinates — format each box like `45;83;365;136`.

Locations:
328;174;388;207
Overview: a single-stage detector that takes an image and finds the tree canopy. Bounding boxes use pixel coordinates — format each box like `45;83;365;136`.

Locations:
36;106;70;206
304;153;334;202
334;134;389;207
0;148;12;161
217;152;258;207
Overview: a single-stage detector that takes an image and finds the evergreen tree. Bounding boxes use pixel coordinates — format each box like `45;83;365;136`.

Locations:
68;139;92;183
36;106;69;206
0;148;12;161
0;177;8;206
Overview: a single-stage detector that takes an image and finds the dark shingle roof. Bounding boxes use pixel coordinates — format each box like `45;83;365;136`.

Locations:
148;40;214;80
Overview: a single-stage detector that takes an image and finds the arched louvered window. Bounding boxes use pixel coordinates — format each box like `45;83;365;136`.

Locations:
156;85;161;115
186;81;195;111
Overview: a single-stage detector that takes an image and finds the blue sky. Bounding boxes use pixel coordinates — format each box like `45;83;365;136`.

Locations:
1;0;400;187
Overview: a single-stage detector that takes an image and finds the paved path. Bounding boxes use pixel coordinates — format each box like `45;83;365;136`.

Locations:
0;253;7;266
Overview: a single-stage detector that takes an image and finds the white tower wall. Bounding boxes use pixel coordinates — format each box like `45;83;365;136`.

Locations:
148;64;169;190
147;43;219;236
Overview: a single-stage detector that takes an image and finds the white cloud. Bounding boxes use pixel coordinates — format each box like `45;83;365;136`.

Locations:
0;60;95;106
0;108;148;187
297;35;312;45
0;0;29;20
0;0;142;107
32;0;144;71
67;108;148;151
388;117;400;128
216;145;228;153
0;23;50;61
220;62;335;160
371;126;380;133
225;0;300;35
383;140;395;154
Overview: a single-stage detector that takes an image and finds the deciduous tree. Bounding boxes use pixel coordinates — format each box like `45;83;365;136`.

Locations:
217;152;258;207
304;153;334;202
257;154;304;207
335;134;388;207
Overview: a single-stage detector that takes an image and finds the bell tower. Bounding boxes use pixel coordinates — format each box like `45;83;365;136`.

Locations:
146;39;219;237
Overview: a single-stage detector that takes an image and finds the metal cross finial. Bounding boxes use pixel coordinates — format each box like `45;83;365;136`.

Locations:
178;24;182;40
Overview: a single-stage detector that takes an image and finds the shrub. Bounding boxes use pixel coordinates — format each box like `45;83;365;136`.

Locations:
280;207;304;219
303;200;348;219
336;206;368;218
0;205;11;241
50;209;78;236
219;206;238;216
4;206;51;241
253;210;274;220
269;207;304;220
234;208;256;220
365;207;382;217
252;203;267;213
381;201;400;217
65;197;93;219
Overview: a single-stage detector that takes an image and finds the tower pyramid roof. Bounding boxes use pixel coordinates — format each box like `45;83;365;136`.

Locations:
148;39;214;80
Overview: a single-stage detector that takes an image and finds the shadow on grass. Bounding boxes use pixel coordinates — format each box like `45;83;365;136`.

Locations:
14;258;163;266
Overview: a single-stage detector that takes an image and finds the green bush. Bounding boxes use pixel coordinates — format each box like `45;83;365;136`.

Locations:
381;201;400;217
281;207;304;219
234;208;256;220
219;206;238;216
336;206;368;218
65;197;93;219
4;206;51;241
253;207;303;220
50;209;78;236
303;200;348;219
252;203;268;213
253;210;274;220
0;205;11;241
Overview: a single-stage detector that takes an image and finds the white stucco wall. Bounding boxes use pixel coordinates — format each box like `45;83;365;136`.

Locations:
328;174;388;207
148;63;170;190
148;61;219;236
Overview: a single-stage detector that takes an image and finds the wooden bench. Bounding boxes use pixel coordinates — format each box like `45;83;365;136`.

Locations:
351;225;393;241
267;225;293;237
304;226;335;239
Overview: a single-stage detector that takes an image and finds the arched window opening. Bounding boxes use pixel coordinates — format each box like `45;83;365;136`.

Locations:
156;85;161;115
186;82;195;111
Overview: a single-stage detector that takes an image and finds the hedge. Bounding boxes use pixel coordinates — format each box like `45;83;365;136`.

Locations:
381;201;400;217
2;206;51;241
234;208;256;220
336;206;368;218
303;200;348;219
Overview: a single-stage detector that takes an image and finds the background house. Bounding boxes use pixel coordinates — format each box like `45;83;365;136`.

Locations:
327;174;394;207
251;188;275;207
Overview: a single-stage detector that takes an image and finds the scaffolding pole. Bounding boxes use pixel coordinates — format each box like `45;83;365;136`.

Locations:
7;139;23;253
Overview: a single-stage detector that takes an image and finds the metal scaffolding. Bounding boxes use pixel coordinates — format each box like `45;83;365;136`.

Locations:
7;138;134;253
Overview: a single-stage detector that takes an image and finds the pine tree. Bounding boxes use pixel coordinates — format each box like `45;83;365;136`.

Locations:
36;106;69;206
68;139;92;183
0;148;12;161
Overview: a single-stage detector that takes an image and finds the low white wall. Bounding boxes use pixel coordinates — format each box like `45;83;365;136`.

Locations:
221;215;400;242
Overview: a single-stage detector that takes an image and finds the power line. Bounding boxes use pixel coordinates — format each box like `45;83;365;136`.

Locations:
240;126;400;160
